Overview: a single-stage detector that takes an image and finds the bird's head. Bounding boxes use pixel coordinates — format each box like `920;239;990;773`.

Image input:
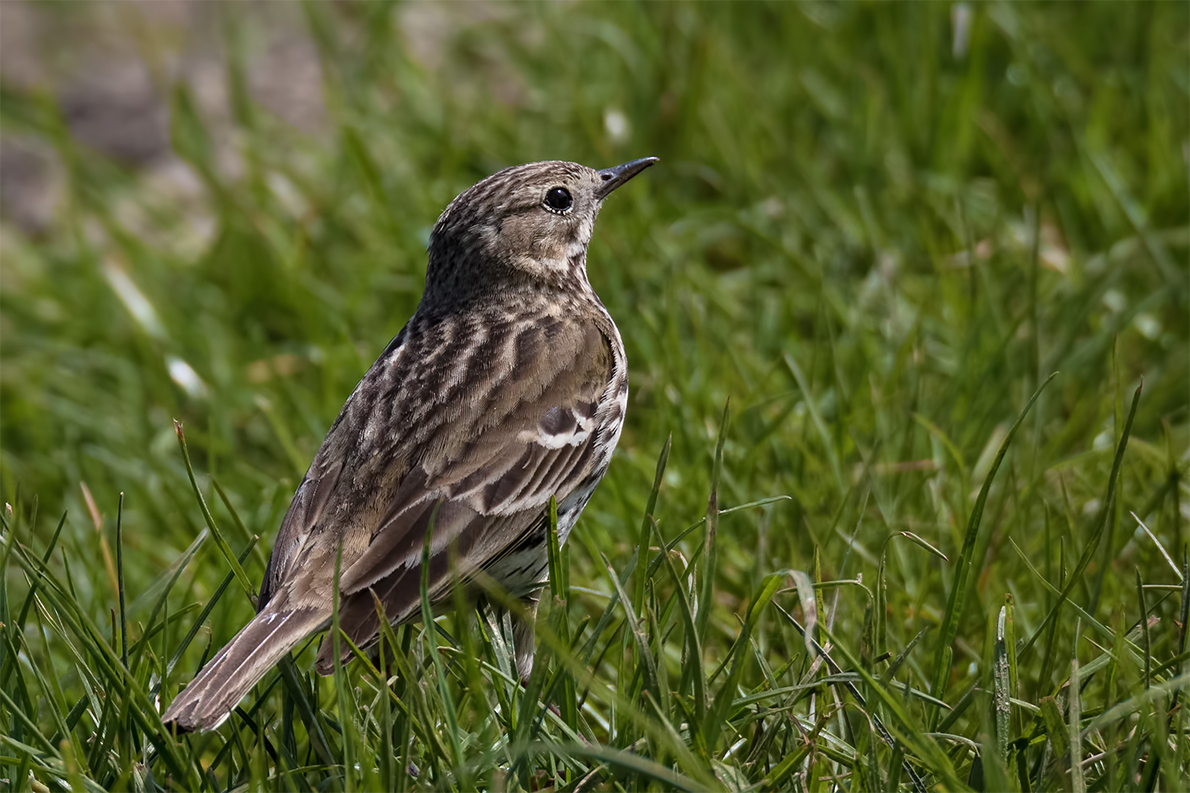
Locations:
426;158;657;299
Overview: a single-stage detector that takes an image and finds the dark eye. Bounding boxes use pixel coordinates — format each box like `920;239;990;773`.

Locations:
543;186;573;213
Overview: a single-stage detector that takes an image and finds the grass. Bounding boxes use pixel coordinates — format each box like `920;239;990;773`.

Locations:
1;2;1188;790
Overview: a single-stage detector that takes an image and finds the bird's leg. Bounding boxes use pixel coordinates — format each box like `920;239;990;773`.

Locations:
512;589;542;684
513;587;574;727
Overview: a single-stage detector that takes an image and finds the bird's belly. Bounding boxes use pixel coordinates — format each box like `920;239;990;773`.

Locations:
483;476;600;597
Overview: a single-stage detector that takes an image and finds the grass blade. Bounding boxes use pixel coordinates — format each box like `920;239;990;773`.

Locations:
1070;620;1084;793
703;571;784;753
930;371;1056;720
1136;568;1151;690
115;492;127;670
331;541;354;792
419;501;465;785
647;516;708;751
696;400;729;647
993;605;1011;775
173;421;256;605
634;435;671;644
602;553;660;711
1021;380;1143;658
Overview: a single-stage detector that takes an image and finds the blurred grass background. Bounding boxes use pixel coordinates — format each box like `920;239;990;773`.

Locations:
1;2;1187;791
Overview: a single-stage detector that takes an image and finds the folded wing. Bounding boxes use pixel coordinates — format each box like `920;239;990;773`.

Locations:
254;311;615;673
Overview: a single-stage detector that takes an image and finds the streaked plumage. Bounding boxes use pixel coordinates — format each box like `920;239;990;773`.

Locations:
161;157;656;732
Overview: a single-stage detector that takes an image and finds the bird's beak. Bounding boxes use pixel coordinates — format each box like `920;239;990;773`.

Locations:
596;157;659;199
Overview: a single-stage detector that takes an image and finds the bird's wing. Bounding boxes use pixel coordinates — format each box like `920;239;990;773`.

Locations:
257;321;415;612
258;310;618;662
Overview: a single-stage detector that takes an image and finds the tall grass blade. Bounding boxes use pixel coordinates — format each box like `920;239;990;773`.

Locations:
173;421;256;604
1136;569;1151;690
930;372;1056;721
703;571;784;753
775;602;930;793
1021;380;1143;657
4;510;67;689
993;605;1011;776
696;400;729;647
419;501;465;785
331;541;354;792
115;492;127;669
1069;620;1084;793
1175;551;1190;712
785;353;844;494
647;516;708;749
161;536;256;685
634;435;671;641
544;495;578;750
602;552;660;711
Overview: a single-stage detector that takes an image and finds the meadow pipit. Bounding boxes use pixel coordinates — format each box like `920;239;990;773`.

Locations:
162;157;657;731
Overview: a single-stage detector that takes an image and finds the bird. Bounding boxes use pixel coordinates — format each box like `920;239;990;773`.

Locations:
161;157;657;732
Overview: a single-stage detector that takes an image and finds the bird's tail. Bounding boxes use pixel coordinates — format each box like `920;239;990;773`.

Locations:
161;607;326;732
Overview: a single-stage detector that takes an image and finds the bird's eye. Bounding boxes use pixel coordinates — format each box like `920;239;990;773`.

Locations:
543;186;573;213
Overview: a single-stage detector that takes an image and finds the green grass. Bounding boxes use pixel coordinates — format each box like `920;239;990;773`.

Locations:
2;2;1188;790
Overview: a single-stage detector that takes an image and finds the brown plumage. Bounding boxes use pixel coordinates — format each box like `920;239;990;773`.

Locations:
161;157;657;732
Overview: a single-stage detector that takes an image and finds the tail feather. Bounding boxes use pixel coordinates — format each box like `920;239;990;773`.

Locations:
161;607;326;732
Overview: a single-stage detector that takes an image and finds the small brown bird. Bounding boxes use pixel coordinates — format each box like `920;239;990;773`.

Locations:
162;157;657;732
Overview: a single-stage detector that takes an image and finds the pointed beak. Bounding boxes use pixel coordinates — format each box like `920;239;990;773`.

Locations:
596;157;659;199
